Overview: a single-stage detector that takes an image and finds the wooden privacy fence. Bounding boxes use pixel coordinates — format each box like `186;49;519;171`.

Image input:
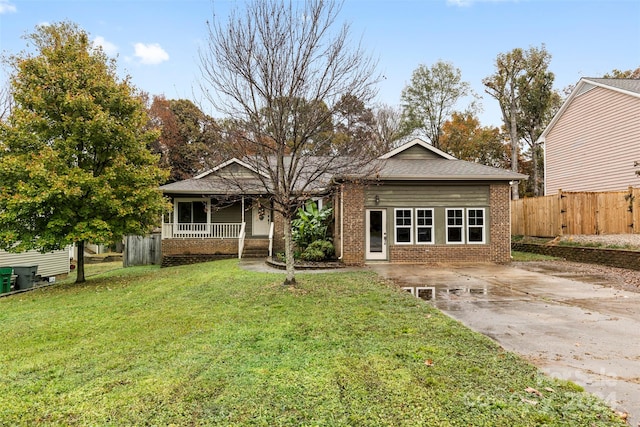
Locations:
124;233;162;267
511;187;640;237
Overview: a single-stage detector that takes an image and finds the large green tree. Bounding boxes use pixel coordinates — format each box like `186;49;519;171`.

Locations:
0;22;168;283
400;60;475;149
483;44;553;200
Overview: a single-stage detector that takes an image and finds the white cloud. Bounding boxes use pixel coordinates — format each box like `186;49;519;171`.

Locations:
93;36;118;56
0;0;16;14
133;42;169;65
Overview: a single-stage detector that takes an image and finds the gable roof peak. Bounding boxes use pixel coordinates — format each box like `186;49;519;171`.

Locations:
379;137;456;160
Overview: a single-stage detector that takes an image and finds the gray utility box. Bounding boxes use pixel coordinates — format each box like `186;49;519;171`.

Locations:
13;265;38;290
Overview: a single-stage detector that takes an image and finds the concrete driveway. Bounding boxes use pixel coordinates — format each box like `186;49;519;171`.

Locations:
369;262;640;425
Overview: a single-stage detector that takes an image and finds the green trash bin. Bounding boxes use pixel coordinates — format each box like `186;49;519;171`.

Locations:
0;267;12;293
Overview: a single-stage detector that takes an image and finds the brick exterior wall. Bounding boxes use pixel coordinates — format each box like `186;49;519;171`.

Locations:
340;182;513;265
161;238;270;267
512;242;640;271
489;184;512;263
162;238;239;256
341;184;366;265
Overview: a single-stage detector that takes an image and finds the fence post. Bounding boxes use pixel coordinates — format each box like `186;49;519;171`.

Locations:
558;189;564;236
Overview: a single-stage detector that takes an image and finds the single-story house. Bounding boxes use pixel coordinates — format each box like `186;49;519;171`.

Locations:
540;77;640;195
160;138;526;266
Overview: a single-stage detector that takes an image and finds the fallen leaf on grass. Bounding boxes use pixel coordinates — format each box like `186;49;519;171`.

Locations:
521;398;538;405
616;411;628;420
544;387;555;393
525;387;543;397
424;359;434;367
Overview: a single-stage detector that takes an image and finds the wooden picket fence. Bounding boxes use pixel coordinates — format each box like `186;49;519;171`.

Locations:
511;187;640;237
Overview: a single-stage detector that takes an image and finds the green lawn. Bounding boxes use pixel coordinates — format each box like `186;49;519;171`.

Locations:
0;260;623;426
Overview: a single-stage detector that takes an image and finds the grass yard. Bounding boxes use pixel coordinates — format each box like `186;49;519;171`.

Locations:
0;260;623;426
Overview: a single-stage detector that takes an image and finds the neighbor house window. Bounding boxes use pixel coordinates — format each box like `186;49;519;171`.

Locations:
415;208;434;244
446;208;464;244
395;208;412;244
467;208;486;244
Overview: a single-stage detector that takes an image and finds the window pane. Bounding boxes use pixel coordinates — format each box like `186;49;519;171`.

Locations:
417;209;432;226
417;227;432;243
396;227;411;243
468;226;483;242
448;227;463;242
468;209;483;226
193;202;208;223
369;211;383;252
178;202;192;223
447;209;463;226
396;209;411;226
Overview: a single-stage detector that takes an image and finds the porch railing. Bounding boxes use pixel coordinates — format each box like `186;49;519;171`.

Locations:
268;221;275;257
238;222;246;259
162;223;243;239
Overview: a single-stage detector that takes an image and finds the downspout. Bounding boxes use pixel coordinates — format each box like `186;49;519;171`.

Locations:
339;184;344;260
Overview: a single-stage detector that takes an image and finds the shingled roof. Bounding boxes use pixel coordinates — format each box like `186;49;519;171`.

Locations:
161;138;526;195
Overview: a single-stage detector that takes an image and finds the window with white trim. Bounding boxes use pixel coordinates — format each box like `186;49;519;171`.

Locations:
177;200;208;224
415;208;434;244
394;208;412;244
446;208;464;244
467;208;486;244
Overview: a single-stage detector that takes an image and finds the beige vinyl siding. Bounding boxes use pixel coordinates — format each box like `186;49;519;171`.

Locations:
390;145;442;159
0;249;70;278
545;86;640;194
365;183;490;245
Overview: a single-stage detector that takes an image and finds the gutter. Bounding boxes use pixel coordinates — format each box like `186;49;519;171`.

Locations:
338;184;344;260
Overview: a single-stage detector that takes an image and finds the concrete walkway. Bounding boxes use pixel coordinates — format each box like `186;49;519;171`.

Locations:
369;262;640;425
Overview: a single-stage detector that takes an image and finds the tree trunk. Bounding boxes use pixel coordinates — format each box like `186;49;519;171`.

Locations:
532;145;540;197
282;216;296;286
76;240;86;283
509;101;520;201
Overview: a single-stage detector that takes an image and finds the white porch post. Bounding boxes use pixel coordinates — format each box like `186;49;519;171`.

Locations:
241;196;245;223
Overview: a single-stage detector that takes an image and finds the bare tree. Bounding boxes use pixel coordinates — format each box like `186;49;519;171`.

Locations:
199;0;380;285
371;103;404;154
0;81;13;121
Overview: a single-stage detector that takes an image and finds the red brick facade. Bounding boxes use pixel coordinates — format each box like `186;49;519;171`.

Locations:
340;184;366;265
162;238;239;256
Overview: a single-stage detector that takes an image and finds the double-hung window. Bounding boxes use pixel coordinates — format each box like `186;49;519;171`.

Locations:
394;209;412;244
467;208;486;244
415;208;434;244
446;208;464;244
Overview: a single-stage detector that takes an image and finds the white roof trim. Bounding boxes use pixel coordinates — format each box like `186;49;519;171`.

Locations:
537;77;640;144
379;137;456;160
193;157;269;179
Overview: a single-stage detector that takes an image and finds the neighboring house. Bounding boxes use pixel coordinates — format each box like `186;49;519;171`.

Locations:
160;138;526;266
0;249;70;279
540;78;640;195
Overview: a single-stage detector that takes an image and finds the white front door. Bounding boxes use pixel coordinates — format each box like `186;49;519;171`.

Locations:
252;200;271;236
366;209;387;260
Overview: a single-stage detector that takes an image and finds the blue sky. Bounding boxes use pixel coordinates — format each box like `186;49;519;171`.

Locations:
1;0;639;127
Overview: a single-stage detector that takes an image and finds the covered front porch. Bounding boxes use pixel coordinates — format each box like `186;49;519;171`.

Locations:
161;195;275;262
